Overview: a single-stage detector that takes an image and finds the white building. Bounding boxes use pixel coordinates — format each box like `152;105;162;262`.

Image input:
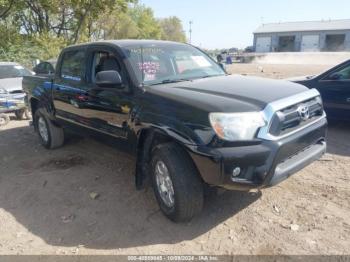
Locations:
253;19;350;52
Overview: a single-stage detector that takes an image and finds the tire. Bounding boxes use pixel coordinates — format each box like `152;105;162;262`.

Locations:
0;114;10;126
15;108;30;120
150;142;204;222
34;108;64;149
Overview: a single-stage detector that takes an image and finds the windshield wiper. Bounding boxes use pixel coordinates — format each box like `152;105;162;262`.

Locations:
194;74;225;80
149;79;191;86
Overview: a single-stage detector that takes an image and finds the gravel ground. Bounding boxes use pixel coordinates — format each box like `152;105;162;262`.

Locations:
0;64;349;255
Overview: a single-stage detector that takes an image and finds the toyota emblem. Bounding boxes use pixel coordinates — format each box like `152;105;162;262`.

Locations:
298;104;310;121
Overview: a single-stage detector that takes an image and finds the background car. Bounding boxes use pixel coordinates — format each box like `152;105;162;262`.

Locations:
291;59;350;121
0;62;33;119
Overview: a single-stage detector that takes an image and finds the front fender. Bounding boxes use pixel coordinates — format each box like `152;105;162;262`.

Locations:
136;111;206;145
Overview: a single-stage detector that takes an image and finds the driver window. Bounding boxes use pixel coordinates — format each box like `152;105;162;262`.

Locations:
92;51;121;83
329;65;350;80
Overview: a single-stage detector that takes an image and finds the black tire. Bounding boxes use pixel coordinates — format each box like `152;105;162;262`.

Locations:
15;108;30;120
0;114;10;126
150;142;204;222
34;108;64;149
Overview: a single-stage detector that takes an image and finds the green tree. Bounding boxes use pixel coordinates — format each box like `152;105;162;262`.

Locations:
0;0;187;65
128;4;162;39
96;3;162;40
159;16;186;42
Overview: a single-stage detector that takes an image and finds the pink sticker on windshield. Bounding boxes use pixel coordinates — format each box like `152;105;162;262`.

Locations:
138;62;160;75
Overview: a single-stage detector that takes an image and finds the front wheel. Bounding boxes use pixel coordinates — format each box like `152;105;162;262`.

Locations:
150;143;204;222
34;108;64;149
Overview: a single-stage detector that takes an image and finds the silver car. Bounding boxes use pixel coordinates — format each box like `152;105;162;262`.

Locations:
0;62;33;121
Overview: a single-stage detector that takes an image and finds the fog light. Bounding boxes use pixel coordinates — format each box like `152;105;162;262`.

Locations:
232;167;241;178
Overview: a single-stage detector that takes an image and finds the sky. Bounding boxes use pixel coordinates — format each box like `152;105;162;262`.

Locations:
140;0;350;49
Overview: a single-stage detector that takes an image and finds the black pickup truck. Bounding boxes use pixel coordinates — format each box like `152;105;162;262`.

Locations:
23;40;327;222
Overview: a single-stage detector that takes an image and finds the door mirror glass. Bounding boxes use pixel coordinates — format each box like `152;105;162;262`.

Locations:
96;70;123;88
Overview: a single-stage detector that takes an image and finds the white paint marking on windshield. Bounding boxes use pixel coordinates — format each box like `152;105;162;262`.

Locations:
191;56;211;67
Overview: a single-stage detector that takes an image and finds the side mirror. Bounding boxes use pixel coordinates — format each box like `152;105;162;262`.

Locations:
33;66;54;75
96;70;123;88
328;73;342;80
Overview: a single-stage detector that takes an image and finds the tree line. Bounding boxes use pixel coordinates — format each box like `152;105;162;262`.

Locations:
0;0;187;66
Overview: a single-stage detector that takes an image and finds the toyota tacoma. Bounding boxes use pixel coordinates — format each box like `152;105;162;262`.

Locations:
23;40;327;222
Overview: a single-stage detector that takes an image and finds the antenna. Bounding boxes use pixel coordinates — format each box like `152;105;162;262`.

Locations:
189;20;193;44
141;46;145;87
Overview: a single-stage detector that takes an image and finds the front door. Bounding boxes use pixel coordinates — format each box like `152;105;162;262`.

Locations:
318;63;350;120
74;46;135;140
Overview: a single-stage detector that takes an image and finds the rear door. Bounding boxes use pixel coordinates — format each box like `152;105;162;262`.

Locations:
317;63;350;119
52;48;88;123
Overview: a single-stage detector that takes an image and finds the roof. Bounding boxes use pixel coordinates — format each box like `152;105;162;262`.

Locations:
65;39;187;50
254;19;350;34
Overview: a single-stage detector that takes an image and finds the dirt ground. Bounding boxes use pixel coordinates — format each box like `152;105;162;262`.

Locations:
0;64;349;255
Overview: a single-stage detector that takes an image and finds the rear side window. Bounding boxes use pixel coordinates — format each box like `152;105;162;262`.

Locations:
60;50;85;81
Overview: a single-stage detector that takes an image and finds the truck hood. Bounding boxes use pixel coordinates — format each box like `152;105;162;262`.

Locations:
0;78;23;92
146;75;309;112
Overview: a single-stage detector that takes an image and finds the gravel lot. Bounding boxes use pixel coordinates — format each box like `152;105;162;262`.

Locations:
0;64;349;255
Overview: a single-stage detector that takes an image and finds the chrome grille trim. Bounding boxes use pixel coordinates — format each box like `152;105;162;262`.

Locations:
258;89;326;141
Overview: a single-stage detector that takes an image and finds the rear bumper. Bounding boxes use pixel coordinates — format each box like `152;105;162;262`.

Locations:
188;117;327;190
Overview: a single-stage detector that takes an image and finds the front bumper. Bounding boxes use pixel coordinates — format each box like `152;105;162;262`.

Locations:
0;93;26;113
188;117;327;190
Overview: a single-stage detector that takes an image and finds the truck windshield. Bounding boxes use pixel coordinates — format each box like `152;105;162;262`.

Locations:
122;43;225;86
0;65;33;79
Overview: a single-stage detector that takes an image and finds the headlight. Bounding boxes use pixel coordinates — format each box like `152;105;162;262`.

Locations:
0;88;7;94
209;112;267;141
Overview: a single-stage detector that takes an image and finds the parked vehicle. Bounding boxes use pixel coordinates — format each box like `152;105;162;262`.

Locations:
0;96;28;126
244;46;254;53
291;59;350;121
0;62;32;120
23;40;327;222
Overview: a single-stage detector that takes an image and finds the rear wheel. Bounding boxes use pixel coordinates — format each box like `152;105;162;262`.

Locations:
34;108;64;149
150;143;204;222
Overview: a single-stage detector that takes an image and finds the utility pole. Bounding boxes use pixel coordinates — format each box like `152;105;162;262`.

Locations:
189;20;193;44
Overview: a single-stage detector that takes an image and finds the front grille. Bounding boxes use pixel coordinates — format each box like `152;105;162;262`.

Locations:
269;96;323;137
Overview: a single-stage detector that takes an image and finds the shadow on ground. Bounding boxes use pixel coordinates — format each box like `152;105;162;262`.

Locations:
0;124;261;249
